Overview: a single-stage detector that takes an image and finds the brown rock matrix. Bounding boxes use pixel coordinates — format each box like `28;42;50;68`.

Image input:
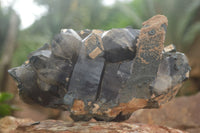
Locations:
0;116;187;133
128;92;200;133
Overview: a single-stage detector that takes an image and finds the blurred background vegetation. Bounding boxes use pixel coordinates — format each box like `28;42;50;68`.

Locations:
0;0;200;117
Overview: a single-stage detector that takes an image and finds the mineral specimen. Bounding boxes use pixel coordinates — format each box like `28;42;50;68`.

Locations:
8;15;190;122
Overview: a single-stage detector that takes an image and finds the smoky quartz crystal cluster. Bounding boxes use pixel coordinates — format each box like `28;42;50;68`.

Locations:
9;15;190;121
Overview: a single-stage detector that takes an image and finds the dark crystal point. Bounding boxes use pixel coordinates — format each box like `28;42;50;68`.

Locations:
102;28;139;62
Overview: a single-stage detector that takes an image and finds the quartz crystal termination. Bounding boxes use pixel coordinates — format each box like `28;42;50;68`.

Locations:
8;15;191;122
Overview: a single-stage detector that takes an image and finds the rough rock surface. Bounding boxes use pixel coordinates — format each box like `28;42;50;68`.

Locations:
0;116;187;133
128;92;200;133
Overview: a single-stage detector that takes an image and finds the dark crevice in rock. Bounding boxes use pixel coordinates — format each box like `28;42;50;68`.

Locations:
176;125;200;130
95;62;106;101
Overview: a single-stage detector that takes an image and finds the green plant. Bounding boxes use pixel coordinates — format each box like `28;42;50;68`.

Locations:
0;92;15;117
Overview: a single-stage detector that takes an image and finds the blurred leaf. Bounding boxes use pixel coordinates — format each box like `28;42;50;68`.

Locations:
0;92;15;117
146;0;156;16
0;92;13;103
176;0;200;44
183;22;200;45
0;103;12;117
117;3;143;28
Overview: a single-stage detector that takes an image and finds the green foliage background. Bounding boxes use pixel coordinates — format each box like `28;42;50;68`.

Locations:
0;92;14;117
9;0;200;67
